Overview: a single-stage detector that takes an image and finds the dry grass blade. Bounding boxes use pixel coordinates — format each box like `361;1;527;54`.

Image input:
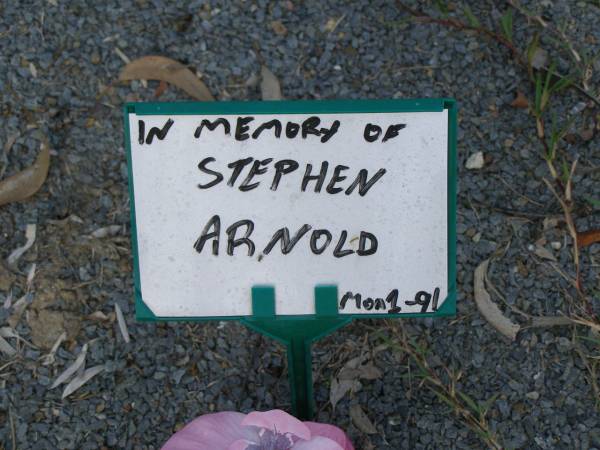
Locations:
61;365;105;399
474;259;520;340
260;66;283;100
529;316;574;327
349;404;377;434
119;55;214;101
0;141;50;207
115;303;130;343
50;343;88;389
6;224;36;266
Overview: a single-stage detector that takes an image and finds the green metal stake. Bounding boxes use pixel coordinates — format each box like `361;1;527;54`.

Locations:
241;285;352;420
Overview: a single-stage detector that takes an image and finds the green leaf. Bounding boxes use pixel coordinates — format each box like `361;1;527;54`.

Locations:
458;391;480;414
560;158;570;185
463;5;480;27
500;9;514;42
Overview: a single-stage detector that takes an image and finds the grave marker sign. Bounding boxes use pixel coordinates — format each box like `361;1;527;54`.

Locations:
124;98;457;418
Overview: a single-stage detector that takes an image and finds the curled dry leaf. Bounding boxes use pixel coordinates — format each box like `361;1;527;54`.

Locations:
0;141;50;207
7;224;36;266
510;91;529;108
61;364;105;399
474;259;520;340
260;66;283;100
119;55;214;101
349;404;377;434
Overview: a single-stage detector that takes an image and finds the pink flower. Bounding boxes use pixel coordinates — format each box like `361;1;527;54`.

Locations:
162;409;354;450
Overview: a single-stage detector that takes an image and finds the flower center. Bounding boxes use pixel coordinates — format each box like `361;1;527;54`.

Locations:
244;428;295;450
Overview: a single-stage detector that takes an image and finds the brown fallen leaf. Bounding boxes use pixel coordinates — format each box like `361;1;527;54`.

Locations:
260;66;283;100
577;229;600;248
119;56;214;101
349;404;377;434
0;141;50;207
510;91;529;108
474;259;520;340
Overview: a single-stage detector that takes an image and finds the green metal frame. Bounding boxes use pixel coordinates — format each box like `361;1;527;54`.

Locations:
123;98;457;418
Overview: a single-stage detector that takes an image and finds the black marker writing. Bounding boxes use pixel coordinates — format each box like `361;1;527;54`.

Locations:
138;118;174;145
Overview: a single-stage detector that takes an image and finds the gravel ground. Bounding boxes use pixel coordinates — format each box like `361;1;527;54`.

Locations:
1;0;599;449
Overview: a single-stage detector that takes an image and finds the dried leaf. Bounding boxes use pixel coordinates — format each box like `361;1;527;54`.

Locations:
270;20;288;36
50;343;88;389
349;404;377;434
119;55;214;101
578;229;600;248
90;225;121;239
474;259;520;340
330;377;361;411
510;91;529;108
87;311;110;321
0;142;50;207
0;134;19;178
40;331;67;366
260;66;283;100
61;364;105;399
339;363;382;381
7;293;30;328
534;245;557;262
26;263;36;288
0;335;16;356
7;224;36;266
115;303;130;343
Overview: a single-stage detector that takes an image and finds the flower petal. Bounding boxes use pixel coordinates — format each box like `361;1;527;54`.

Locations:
162;412;259;450
292;436;345;450
242;409;311;441
228;439;254;450
304;423;354;450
